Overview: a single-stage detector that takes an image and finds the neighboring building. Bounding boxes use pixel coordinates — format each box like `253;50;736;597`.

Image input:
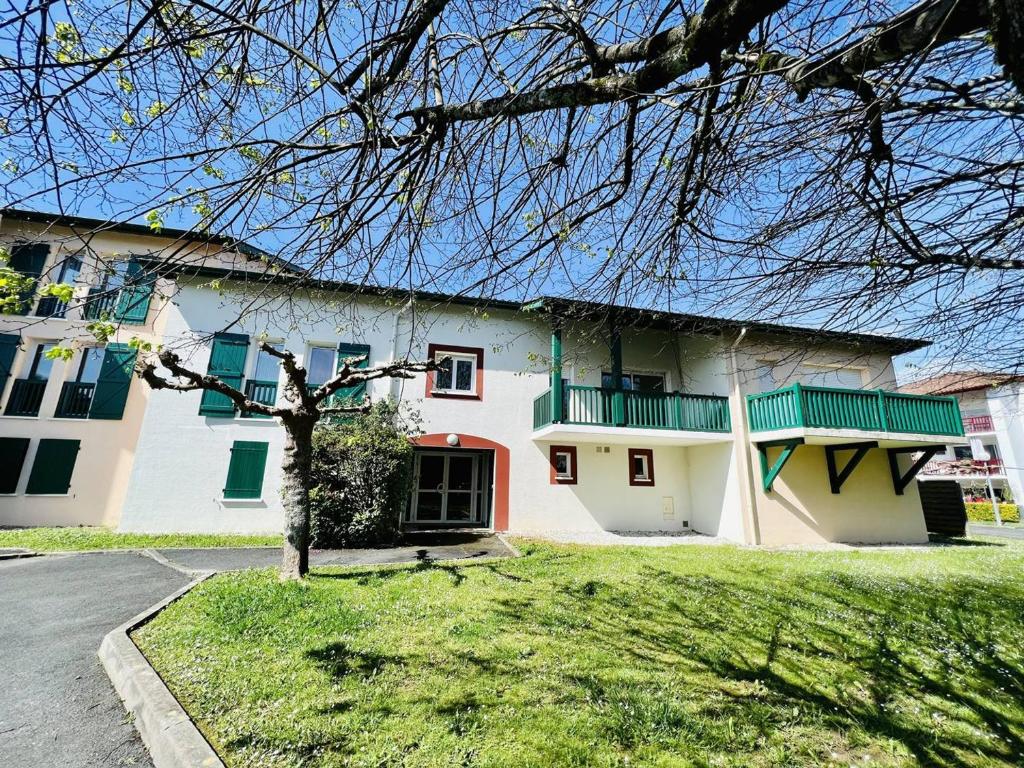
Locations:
0;209;966;544
902;372;1024;503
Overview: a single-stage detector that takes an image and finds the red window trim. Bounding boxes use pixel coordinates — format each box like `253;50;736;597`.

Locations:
549;444;578;485
628;448;655;486
425;343;484;401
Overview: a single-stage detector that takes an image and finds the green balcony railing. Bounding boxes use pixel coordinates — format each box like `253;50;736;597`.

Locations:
55;381;95;418
746;384;964;437
241;379;278;418
532;385;731;433
4;378;47;417
83;287;120;321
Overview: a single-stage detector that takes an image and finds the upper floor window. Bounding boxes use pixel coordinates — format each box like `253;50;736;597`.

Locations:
306;346;336;388
601;371;665;392
426;344;485;400
75;348;104;383
252;344;282;382
28;343;56;380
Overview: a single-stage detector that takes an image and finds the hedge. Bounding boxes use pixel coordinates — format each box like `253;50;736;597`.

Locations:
965;502;1020;524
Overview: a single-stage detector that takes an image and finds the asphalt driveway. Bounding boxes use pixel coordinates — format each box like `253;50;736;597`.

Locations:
0;552;187;767
0;534;513;767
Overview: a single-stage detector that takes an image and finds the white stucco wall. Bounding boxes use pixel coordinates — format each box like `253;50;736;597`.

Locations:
988;384;1024;502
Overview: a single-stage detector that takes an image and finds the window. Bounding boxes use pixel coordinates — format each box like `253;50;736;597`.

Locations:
306;346;336;388
628;448;655;486
25;439;80;495
549;445;578;485
223;441;269;499
426;344;484;400
252;344;282;382
601;371;665;392
76;348;105;383
28;343;56;380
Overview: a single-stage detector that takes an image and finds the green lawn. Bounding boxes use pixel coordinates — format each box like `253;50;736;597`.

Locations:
0;526;281;552
135;539;1024;768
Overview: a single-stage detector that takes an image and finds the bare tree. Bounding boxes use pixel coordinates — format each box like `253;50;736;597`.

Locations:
2;0;1023;373
138;343;434;580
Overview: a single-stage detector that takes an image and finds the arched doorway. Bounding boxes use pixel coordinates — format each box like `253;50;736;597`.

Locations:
409;434;510;531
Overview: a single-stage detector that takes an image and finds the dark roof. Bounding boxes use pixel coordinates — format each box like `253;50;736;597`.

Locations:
899;371;1024;395
1;207;929;355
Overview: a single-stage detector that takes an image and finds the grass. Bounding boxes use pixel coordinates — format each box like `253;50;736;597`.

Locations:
0;526;282;552
135;539;1024;768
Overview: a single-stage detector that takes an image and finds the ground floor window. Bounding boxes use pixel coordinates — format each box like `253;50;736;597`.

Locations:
406;449;492;526
549;445;578;485
628;448;655;486
223;441;269;500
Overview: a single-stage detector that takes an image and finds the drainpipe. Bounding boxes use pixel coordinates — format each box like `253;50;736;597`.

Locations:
728;327;761;545
389;295;415;401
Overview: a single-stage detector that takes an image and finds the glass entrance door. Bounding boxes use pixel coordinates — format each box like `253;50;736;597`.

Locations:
409;451;487;525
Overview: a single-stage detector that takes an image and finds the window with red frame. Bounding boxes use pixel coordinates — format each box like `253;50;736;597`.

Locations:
628;448;655;486
549;445;577;485
425;344;484;400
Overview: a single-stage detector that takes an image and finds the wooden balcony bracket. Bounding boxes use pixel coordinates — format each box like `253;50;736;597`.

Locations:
887;446;944;495
757;438;804;493
825;442;877;495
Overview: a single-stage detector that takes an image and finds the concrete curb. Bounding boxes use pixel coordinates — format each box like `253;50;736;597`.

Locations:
0;548;39;561
98;574;225;768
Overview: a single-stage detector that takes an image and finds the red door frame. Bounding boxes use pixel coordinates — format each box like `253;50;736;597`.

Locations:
410;434;510;531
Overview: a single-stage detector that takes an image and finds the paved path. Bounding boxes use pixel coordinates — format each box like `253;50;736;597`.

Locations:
968;522;1024;540
0;534;512;767
0;552;188;768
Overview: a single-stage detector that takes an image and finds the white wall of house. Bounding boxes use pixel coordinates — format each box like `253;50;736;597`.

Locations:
987;384;1024;502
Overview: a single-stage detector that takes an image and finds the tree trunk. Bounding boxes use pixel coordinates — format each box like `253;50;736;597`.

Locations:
280;416;316;580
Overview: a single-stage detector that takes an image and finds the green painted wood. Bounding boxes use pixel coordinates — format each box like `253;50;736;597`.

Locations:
539;385;730;433
533;389;553;429
747;385;963;437
241;379;278;419
0;437;30;494
199;333;249;416
223;440;269;499
332;342;371;406
89;343;138;420
550;326;563;424
114;261;156;324
25;439;80;495
758;438;803;492
0;333;20;391
609;324;624;426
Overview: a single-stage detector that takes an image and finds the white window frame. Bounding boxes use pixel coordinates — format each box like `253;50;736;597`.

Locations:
305;344;337;389
553;450;574;481
632;453;651;482
433;351;478;396
250;341;284;383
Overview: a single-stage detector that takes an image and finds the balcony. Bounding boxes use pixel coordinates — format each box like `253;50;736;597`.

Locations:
747;384;963;445
532;385;731;445
920;458;1004;478
240;379;278;418
82;287;120;321
963;414;995;433
55;381;95;418
4;379;47;417
35;295;69;319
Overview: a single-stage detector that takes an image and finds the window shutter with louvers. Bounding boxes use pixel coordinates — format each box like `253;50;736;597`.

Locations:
333;342;370;406
89;343;138;420
199;333;249;416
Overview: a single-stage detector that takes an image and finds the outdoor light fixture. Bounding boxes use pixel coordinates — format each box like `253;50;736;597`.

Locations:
446;433;460;447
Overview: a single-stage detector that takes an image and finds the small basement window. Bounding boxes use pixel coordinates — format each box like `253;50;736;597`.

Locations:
549;445;578;485
628;448;655;487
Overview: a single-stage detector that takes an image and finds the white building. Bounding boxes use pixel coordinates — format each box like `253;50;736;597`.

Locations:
0;210;967;544
904;372;1024;504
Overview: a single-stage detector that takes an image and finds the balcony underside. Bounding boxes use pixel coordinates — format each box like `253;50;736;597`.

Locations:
750;426;955;448
533;422;732;447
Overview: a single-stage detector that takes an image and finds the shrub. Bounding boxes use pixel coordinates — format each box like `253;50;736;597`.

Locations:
309;401;415;548
965;502;1020;524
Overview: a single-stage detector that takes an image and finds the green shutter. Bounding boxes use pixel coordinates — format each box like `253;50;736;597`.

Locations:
0;333;20;392
6;243;48;313
334;342;370;406
199;333;249;416
26;439;80;495
223;440;269;499
89;343;138;420
0;437;30;494
114;260;156;324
